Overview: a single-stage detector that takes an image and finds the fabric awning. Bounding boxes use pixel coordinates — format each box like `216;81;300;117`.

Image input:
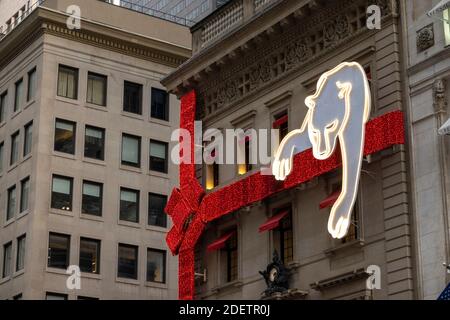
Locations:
319;190;341;209
207;231;235;251
272;115;288;128
258;211;289;233
439;118;450;135
427;0;450;17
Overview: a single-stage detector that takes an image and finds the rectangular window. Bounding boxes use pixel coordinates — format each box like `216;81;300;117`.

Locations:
146;249;166;283
274;112;288;143
117;244;138;279
27;68;37;102
120;188;139;223
444;9;450;46
16;234;25;271
84;126;105;160
2;242;12;278
51;175;73;211
46;292;68;300
87;72;107;106
151;88;169;121
54;119;76;154
206;163;219;190
57;65;78;99
224;231;238;283
7;185;16;221
79;238;100;274
273;207;293;264
14;78;23;112
0;142;4;173
82;181;103;216
121;134;141;167
47;233;70;269
23;121;32;156
148;193;167;228
149;140;168;173
0;91;7;123
20;177;30;213
10;131;19;165
123;81;142;114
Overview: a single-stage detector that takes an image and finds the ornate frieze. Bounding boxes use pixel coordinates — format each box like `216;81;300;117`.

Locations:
416;24;435;53
197;0;393;119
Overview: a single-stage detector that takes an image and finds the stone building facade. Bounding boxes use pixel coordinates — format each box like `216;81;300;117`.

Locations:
0;0;190;299
163;0;416;300
402;0;450;300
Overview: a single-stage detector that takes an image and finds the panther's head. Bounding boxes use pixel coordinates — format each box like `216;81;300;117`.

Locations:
305;76;352;160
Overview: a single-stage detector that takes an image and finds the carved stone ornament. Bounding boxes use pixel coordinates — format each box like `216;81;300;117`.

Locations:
416;24;434;52
433;79;447;113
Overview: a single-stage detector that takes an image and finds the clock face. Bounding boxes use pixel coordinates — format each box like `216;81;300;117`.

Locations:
269;267;278;282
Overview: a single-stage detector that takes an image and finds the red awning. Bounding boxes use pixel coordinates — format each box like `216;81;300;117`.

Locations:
207;231;235;251
319;190;341;209
272;115;288;128
258;211;289;233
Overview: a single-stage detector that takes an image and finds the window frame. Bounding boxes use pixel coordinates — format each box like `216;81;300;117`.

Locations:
146;248;166;283
119;187;140;223
151;87;169;121
79;237;101;274
23;121;33;157
81;180;103;217
27;67;37;102
0;91;7;123
14;78;23;112
149;139;168;174
2;241;12;278
117;243;138;280
51;174;74;211
84;125;105;161
47;232;71;270
10;130;20;166
54;118;76;155
86;72;107;106
148;193;168;228
121;133;141;168
6;185;16;221
57;65;79;100
16;234;26;272
20;176;30;213
123;80;143;115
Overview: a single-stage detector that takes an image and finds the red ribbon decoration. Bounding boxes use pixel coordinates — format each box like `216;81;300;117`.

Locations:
166;90;405;300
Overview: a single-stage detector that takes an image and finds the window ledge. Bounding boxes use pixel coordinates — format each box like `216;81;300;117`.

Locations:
83;158;106;167
12;269;24;279
24;99;35;109
0;121;5;129
55;96;80;106
115;277;140;286
119;164;142;174
21;154;32;164
16;210;30;221
81;272;102;280
145;281;167;289
11;109;22;120
8;163;19;173
49;209;73;217
3;218;15;228
52;152;76;161
145;225;168;233
80;213;103;222
286;260;301;270
211;280;243;293
46;267;68;275
149;117;171;127
118;220;141;229
0;276;11;284
148;170;169;179
323;239;365;256
121;111;144;121
85;103;107;112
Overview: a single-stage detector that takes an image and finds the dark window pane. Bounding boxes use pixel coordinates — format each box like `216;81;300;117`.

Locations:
123;81;142;114
23;121;33;156
120;188;139;223
14;79;23;112
2;242;12;278
87;72;107;106
51;175;73;211
54;119;76;154
57;65;78;99
151;88;169;121
84;126;105;160
118;244;138;279
46;292;68;300
225;231;238;282
7;185;16;221
48;233;70;269
121;134;141;167
146;249;166;283
27;68;37;102
148;193;167;228
20;177;30;213
149;140;168;173
0;91;7;123
82;181;102;216
16;235;26;271
79;238;100;274
10;131;19;165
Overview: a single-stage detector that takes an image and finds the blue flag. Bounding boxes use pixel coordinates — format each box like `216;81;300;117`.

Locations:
438;282;450;300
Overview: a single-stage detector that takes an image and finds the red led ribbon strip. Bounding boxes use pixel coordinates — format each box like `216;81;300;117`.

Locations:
165;90;405;300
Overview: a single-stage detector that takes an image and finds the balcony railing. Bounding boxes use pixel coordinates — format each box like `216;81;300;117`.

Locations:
192;0;277;53
0;0;46;42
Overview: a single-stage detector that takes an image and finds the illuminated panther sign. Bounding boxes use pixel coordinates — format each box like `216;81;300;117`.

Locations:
272;62;371;239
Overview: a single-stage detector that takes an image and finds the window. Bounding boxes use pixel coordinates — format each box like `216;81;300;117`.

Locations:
121;134;141;167
16;235;25;271
117;244;138;279
57;65;78;99
0;142;4;173
54;119;76;154
47;233;70;269
23;121;32;156
149;140;168;173
0;91;7;123
87;72;107;106
79;238;100;274
238;136;252;175
84;126;105;160
342;205;359;244
120;188;139;223
14;78;23;112
151;88;169;121
2;242;12;278
274;112;288;143
206;162;219;190
123;81;142;114
147;249;166;283
223;231;238;283
7;185;16;221
444;9;450;46
82;181;102;216
20;177;30;213
51;175;73;211
273;207;293;264
148;193;167;228
10;131;19;165
27;68;37;102
77;296;99;300
46;292;68;300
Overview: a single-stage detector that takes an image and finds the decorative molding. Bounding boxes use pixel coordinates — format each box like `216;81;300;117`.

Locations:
433;79;447;114
310;268;369;291
416;24;434;53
